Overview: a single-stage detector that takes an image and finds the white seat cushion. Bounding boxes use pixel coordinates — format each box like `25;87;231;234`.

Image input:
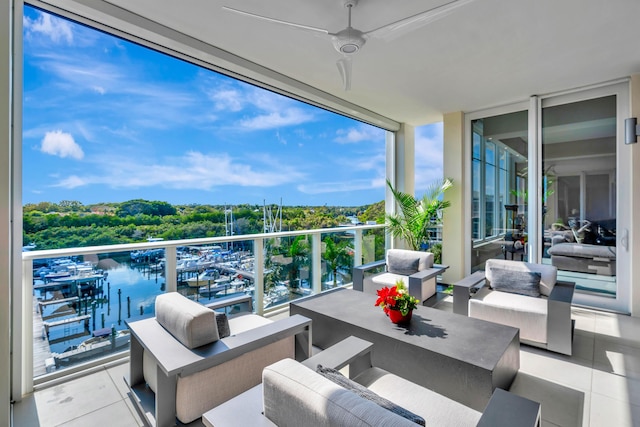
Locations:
469;288;548;344
371;272;411;287
355;367;481;427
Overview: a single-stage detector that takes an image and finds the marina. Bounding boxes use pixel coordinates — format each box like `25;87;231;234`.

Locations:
30;248;299;374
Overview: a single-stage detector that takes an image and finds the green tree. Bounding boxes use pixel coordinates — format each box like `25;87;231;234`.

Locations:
286;236;309;288
386;178;453;254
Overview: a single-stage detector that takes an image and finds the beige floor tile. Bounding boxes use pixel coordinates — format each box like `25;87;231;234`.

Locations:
58;400;142;427
572;332;595;363
106;362;131;399
520;348;593;391
594;313;640;348
591;369;640;406
33;370;123;426
509;372;589;427
573;308;597;335
593;338;640;380
589;392;640;427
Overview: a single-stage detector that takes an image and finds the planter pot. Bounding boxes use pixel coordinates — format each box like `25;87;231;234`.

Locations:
387;307;413;324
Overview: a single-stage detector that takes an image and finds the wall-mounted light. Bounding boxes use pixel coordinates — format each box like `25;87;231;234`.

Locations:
625;117;639;144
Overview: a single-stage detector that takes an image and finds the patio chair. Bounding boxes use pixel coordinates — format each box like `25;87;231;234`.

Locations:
203;336;541;427
352;248;448;303
453;259;575;355
125;292;311;427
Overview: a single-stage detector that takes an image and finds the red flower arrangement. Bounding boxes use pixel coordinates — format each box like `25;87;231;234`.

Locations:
375;280;420;316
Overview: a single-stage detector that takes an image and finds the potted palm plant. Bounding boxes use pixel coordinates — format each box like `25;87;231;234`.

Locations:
385;178;453;263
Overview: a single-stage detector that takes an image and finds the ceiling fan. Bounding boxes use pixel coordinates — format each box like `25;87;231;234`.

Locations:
222;0;474;91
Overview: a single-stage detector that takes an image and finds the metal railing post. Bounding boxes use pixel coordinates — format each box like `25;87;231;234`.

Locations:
165;246;177;292
312;233;322;294
254;238;264;315
354;228;363;267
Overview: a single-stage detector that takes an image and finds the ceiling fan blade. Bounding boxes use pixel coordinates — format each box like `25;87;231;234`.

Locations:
222;6;329;35
336;57;353;91
365;0;474;40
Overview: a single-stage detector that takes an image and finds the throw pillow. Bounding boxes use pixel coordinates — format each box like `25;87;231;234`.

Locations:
317;365;425;426
387;253;420;276
214;311;230;338
488;267;542;297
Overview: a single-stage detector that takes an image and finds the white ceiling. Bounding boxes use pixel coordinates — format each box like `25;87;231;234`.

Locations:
42;0;640;127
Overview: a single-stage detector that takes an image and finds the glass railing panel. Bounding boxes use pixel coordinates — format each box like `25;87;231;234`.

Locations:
24;224;386;382
362;226;386;264
264;234;312;308
33;249;167;377
180;241;255;305
320;231;355;290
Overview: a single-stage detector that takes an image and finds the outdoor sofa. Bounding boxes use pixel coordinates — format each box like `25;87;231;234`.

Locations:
203;336;542;427
125;292;312;427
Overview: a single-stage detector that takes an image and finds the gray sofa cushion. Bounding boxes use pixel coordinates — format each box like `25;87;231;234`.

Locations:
488;267;541;298
386;249;434;272
387;255;420;276
485;259;557;296
155;292;219;349
264;359;417;426
317;365;426;426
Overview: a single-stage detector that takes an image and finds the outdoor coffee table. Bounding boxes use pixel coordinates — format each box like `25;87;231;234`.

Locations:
290;288;520;411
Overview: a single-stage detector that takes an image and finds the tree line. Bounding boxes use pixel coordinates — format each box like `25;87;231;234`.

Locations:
24;199;386;250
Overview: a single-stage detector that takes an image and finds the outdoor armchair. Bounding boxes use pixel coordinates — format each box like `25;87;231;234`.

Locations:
125;292;312;427
453;259;575;355
352;248;448;303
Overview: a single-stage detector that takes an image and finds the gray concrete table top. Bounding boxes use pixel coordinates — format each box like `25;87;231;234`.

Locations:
290;288;520;411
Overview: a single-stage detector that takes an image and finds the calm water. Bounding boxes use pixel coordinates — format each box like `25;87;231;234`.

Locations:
37;253;237;355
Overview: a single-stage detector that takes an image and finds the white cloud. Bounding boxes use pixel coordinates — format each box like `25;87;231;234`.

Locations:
238;109;315;130
210;88;244;112
92;86;106;95
335;124;385;144
50;151;306;190
414;123;444;190
40;130;84;160
24;13;73;44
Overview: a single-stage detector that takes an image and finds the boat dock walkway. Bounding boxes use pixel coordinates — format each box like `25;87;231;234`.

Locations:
32;301;54;376
37;296;79;315
42;315;90;338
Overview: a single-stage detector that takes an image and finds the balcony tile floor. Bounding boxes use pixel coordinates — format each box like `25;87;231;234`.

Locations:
12;296;640;427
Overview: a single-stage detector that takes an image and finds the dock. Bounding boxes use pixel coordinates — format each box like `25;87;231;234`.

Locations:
37;296;79;315
43;315;90;338
32;302;54;376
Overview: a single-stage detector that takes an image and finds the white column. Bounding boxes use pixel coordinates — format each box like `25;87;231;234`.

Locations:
387;124;415;249
442;112;466;283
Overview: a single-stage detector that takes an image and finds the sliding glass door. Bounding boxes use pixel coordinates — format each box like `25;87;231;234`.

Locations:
470;109;528;271
468;82;630;313
539;84;629;312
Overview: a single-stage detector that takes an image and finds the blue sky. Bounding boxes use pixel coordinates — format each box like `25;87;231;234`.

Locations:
22;6;443;207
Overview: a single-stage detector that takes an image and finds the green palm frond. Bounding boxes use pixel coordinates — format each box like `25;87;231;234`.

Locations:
385;178;453;251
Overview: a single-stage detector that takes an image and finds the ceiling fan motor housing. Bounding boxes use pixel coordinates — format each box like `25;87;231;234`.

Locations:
332;27;366;54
